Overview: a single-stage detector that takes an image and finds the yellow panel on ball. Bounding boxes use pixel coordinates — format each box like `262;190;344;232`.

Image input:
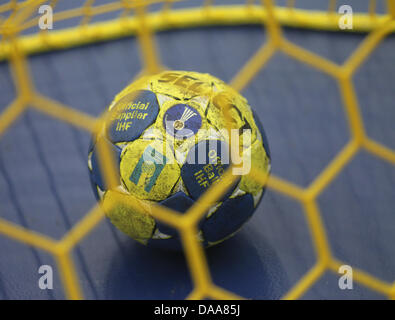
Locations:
239;139;270;196
207;91;259;147
150;71;214;100
102;190;155;243
119;138;180;201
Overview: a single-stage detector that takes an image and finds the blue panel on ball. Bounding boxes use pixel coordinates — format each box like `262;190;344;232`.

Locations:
251;108;271;159
202;193;255;243
90;137;122;191
107;90;159;143
181;139;236;201
157;192;195;236
163;104;202;139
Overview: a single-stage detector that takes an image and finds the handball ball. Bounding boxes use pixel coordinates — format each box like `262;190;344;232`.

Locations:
88;71;271;250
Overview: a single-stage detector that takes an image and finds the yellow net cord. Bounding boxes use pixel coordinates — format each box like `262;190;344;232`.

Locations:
0;0;395;300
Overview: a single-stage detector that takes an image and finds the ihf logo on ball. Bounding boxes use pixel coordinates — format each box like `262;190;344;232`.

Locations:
163;104;202;139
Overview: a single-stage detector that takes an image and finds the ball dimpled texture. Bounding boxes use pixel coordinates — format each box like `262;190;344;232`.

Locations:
88;71;271;250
